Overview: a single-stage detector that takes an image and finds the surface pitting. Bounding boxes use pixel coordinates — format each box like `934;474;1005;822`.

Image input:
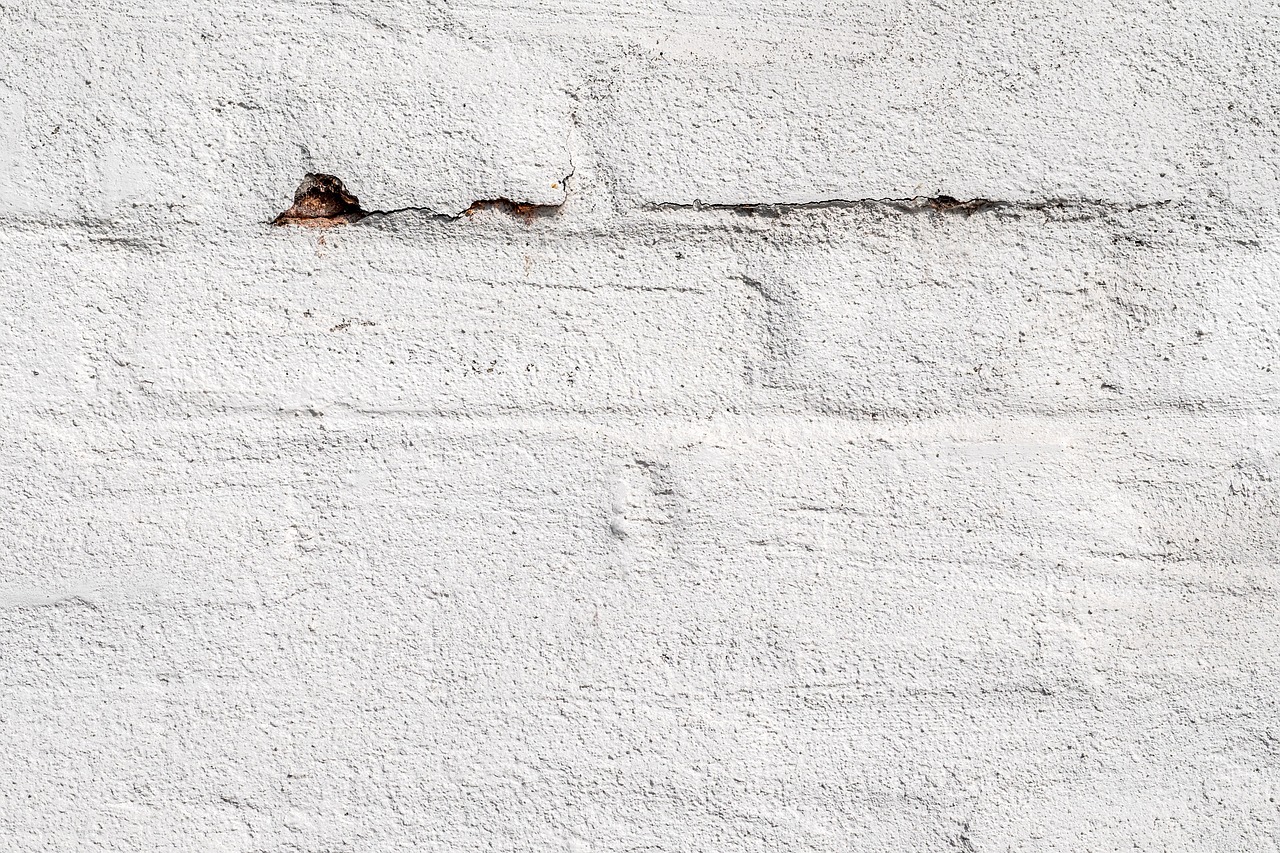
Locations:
1;1;1278;851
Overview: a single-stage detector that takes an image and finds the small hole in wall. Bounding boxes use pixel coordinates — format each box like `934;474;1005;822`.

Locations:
273;174;366;227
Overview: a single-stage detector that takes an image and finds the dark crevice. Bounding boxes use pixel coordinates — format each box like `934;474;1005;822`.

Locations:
271;173;1171;227
365;196;567;224
460;198;562;221
272;174;367;227
648;196;1174;217
273;168;575;227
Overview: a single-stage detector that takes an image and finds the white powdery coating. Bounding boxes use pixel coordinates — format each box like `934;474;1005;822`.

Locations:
1;1;1279;851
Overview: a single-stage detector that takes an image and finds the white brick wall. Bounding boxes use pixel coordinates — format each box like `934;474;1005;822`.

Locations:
2;2;1279;851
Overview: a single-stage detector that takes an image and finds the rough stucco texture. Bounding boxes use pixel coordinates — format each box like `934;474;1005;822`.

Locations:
2;1;1280;851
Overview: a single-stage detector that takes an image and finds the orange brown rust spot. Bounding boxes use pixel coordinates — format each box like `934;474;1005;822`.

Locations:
273;174;367;227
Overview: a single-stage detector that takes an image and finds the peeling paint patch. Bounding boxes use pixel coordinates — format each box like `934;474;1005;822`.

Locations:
272;174;366;227
462;197;561;222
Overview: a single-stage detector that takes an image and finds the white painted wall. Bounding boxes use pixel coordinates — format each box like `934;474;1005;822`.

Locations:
2;2;1279;850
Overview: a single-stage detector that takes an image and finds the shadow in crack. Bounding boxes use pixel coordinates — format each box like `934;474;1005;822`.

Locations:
272;174;367;227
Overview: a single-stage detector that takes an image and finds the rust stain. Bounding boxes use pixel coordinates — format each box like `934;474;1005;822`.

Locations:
273;174;367;227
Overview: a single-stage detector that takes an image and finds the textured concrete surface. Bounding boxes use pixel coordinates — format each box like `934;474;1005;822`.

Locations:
2;1;1280;851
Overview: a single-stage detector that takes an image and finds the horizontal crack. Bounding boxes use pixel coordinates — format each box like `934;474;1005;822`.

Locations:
365;197;563;223
273;169;576;227
270;174;1171;228
648;196;1174;217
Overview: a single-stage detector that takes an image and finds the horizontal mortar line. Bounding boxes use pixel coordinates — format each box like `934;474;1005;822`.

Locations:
240;397;1280;421
15;402;1280;440
3;573;1271;619
0;193;1173;231
354;194;1172;222
271;168;578;227
645;196;1177;216
297;193;1176;227
0;198;1243;244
